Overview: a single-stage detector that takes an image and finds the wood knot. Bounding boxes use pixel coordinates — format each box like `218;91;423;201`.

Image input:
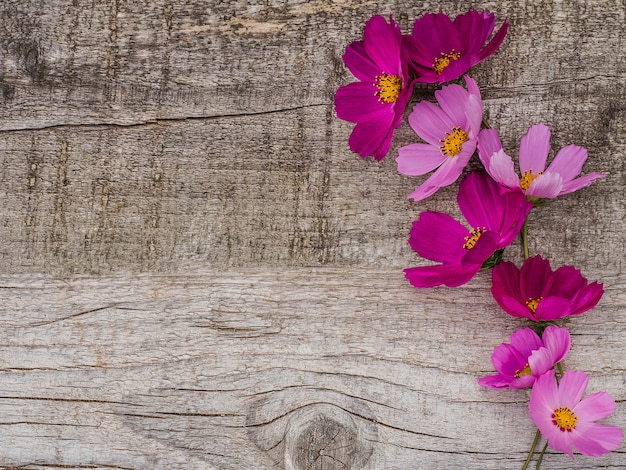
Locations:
284;404;374;470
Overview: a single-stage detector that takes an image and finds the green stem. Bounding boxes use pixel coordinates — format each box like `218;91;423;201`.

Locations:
522;429;541;470
481;117;491;129
535;442;548;469
521;220;529;260
556;362;564;378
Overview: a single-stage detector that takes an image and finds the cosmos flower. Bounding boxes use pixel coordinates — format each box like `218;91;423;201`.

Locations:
396;75;482;201
334;15;413;161
529;370;624;458
491;255;604;321
478;326;570;389
404;10;508;84
404;172;532;288
477;124;606;199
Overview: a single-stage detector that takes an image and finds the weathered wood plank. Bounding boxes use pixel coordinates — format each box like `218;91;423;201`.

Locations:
0;269;624;468
0;0;624;467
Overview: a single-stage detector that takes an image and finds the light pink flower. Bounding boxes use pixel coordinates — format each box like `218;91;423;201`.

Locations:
529;370;624;458
397;75;482;201
477;124;605;199
478;326;570;389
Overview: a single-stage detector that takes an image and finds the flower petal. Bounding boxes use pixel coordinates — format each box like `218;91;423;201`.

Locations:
559;172;606;196
347;111;395;160
541;325;571;364
363;16;401;75
519;123;551;173
570;422;624;457
408;212;467;263
335;82;388;123
343;40;379;82
528;347;556;377
570;282;604;315
477;374;512;388
525;171;563;199
545;144;587;183
406;153;471;201
574;391;616;422
457;172;503;231
478;19;509;61
519;255;553;301
508;327;543;357
404;262;479;288
533;296;573;321
558;370;588;409
477;128;503;172
408;101;455;146
488;149;520;188
434;82;470;127
396;143;446;176
453;10;495;56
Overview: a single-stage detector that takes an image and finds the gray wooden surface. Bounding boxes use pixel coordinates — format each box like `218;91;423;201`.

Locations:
0;0;624;468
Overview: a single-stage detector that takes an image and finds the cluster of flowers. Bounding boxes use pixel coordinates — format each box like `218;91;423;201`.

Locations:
334;11;623;466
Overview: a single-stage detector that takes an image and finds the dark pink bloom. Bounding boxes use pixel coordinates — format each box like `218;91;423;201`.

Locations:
491;255;604;321
404;10;508;84
334;15;413;161
477;124;606;199
396;75;482;201
529;370;624;458
405;172;532;288
478;326;570;389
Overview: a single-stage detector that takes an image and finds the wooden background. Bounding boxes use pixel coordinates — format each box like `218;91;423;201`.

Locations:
0;0;624;468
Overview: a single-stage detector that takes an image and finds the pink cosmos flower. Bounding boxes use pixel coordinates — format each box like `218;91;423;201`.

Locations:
477;124;606;199
491;255;604;321
478;326;570;389
529;370;624;458
396;75;482;201
404;10;508;84
334;15;413;161
405;172;532;288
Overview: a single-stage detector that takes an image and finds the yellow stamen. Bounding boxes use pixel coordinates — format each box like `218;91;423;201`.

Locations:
433;50;461;75
520;169;542;191
374;72;402;103
463;227;486;250
526;297;542;314
552;407;578;432
514;363;532;379
440;126;469;157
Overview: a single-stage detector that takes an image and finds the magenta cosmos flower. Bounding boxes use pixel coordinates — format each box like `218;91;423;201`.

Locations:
529;370;624;458
334;15;413;161
396;75;482;201
404;10;508;84
478;326;570;389
405;172;532;288
477;124;606;199
491;255;604;321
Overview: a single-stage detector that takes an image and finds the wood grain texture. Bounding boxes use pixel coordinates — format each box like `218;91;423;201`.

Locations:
0;269;624;469
0;0;624;468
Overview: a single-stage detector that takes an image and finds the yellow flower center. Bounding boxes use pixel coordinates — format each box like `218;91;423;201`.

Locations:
520;169;542;191
374;72;402;103
440;126;469;157
463;227;486;250
526;297;542;314
552;407;578;432
433;50;461;75
514;363;532;379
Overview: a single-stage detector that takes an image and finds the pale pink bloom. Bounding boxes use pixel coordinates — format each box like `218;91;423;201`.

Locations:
529;370;624;458
477;124;605;199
